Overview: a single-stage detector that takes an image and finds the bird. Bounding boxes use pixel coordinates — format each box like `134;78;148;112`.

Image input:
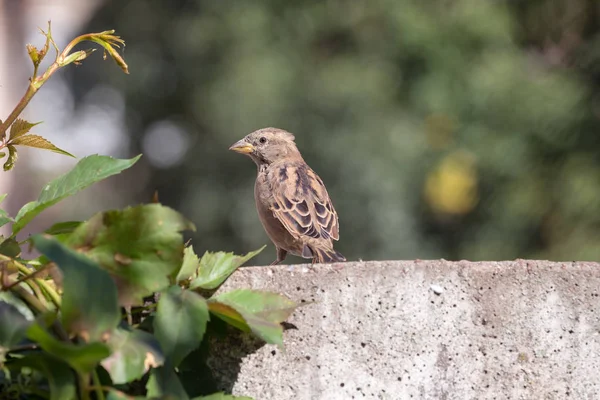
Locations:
229;127;346;265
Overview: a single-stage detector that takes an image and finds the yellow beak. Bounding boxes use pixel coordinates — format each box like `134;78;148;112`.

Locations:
229;139;255;154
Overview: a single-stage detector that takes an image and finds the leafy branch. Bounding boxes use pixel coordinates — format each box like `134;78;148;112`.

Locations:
1;154;295;400
0;21;129;171
0;23;299;400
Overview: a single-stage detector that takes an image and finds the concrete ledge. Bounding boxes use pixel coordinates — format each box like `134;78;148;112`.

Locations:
207;260;600;400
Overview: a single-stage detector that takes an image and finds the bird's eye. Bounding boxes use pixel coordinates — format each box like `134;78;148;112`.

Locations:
259;137;267;144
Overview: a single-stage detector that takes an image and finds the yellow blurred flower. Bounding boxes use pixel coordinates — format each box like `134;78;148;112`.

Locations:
425;150;479;216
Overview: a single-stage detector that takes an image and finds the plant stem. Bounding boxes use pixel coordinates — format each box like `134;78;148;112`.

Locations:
78;372;91;400
0;30;112;140
2;258;61;308
24;278;50;310
2;259;41;289
0;83;38;140
38;278;61;309
3;261;69;341
6;343;39;352
91;370;106;400
11;284;48;314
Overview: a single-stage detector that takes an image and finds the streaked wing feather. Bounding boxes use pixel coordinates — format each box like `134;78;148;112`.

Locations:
269;162;339;241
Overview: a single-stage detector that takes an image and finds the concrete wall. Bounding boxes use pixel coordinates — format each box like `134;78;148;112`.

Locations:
207;260;600;400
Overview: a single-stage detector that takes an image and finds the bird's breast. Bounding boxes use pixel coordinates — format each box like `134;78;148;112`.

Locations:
254;173;303;256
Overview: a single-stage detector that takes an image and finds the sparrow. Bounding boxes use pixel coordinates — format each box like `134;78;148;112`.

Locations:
229;127;346;265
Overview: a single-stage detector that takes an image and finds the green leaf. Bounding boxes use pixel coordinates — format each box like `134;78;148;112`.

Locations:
175;245;200;282
90;33;129;74
43;220;82;244
101;326;164;384
0;301;32;361
27;323;110;373
206;302;250;332
3;144;17;171
106;391;166;400
8;353;77;400
0;213;13;228
0;291;35;321
59;49;95;67
12;154;141;235
189;246;265;290
154;286;209;366
8;118;40;141
146;365;190;400
210;289;298;324
32;234;120;341
10;134;75;157
0;203;13;228
44;220;82;235
66;204;195;306
208;290;300;349
193;394;253;400
0;237;20;257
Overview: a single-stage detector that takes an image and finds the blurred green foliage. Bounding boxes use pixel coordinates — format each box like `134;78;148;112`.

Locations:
1;154;297;399
71;0;600;263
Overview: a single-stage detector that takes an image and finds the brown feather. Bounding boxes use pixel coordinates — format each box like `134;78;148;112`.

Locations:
268;161;339;243
230;127;344;264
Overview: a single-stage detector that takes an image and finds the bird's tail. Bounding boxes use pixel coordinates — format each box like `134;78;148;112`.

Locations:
311;246;346;263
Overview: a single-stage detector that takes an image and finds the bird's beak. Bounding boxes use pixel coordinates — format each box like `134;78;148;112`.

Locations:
229;139;255;154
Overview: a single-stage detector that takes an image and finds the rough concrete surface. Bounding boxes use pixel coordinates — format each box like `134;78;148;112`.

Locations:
207;260;600;400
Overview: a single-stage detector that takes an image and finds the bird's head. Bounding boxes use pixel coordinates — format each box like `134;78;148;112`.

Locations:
229;127;301;166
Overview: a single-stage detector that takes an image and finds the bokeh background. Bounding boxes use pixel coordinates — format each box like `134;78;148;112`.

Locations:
1;0;599;264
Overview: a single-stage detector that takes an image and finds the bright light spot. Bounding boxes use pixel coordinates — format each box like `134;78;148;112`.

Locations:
29;83;129;170
142;120;189;168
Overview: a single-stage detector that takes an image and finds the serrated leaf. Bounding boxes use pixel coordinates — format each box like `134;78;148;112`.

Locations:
101;326;164;384
12;154;141;235
153;286;209;366
3;145;17;171
208;301;284;348
32;234;120;342
27;322;111;373
206;302;250;332
176;245;200;282
11;134;74;157
189;246;265;290
208;290;300;349
65;204;195;306
8;118;40;141
207;289;298;325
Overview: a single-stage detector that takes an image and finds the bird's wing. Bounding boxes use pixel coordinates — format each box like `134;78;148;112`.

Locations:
268;162;339;241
